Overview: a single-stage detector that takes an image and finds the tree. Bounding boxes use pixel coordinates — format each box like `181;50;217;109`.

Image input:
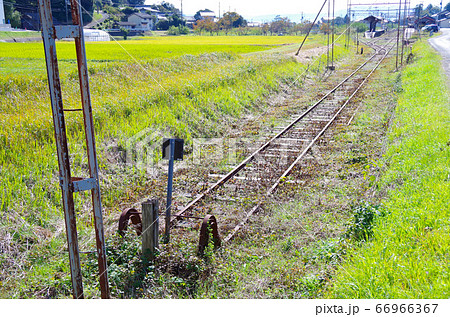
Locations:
3;0;21;28
127;0;145;5
167;25;189;35
119;27;129;40
445;2;450;12
194;18;217;35
261;23;269;35
218;12;246;33
168;14;184;27
80;0;94;23
353;22;368;33
156;19;170;30
151;1;180;15
292;22;312;35
121;7;138;15
320;23;331;34
334;16;346;26
269;16;290;34
414;4;423;18
424;4;440;15
94;0;102;14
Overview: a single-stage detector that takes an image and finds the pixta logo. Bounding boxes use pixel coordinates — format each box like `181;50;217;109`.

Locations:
123;128;169;174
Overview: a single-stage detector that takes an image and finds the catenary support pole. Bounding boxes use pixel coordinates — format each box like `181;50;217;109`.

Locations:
395;0;402;69
38;0;83;299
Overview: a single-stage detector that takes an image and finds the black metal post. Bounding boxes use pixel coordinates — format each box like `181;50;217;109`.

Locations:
164;139;175;243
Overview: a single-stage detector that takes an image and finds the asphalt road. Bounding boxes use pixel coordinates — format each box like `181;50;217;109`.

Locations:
428;28;450;83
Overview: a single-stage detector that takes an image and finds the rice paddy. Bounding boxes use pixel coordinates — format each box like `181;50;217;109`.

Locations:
0;33;345;297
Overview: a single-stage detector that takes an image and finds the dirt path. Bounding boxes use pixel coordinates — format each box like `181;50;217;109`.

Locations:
429;29;450;84
290;46;328;63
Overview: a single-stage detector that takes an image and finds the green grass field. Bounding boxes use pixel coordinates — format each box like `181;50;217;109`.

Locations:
327;41;450;298
0;35;326;76
4;32;447;299
0;34;349;298
0;31;40;40
0;35;324;63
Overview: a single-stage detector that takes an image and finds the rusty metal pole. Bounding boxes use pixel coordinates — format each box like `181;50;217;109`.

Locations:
69;0;110;299
400;0;408;65
395;0;402;69
331;0;335;68
38;0;84;299
39;0;109;299
327;0;331;68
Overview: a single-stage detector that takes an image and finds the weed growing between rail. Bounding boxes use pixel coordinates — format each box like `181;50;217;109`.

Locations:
328;41;450;298
0;33;350;297
182;50;400;298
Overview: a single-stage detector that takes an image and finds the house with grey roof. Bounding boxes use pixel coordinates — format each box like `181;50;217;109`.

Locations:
128;12;154;31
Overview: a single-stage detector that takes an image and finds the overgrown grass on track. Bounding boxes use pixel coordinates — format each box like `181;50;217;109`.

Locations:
0;34;348;297
328;41;450;298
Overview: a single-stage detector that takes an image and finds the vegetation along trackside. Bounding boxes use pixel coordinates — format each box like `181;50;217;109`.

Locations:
328;41;450;298
3;1;449;299
0;33;349;297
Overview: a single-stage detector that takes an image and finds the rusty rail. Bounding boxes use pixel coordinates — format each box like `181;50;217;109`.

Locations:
173;38;393;225
223;42;394;243
170;36;394;246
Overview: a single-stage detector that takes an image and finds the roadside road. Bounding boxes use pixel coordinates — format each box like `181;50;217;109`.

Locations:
84;11;109;29
428;28;450;83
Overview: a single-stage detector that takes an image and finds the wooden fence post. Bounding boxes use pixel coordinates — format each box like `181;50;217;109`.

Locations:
142;199;159;260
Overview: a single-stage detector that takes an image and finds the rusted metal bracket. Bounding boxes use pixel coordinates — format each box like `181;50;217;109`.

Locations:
198;215;221;256
54;25;81;39
118;208;142;236
71;177;96;192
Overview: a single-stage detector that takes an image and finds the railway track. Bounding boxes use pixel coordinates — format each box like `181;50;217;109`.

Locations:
166;36;396;248
115;35;393;252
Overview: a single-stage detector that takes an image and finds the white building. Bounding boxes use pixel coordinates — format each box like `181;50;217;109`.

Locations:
440;18;450;28
435;10;450;28
0;0;11;31
200;11;216;20
1;0;6;25
128;12;154;31
83;29;110;41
